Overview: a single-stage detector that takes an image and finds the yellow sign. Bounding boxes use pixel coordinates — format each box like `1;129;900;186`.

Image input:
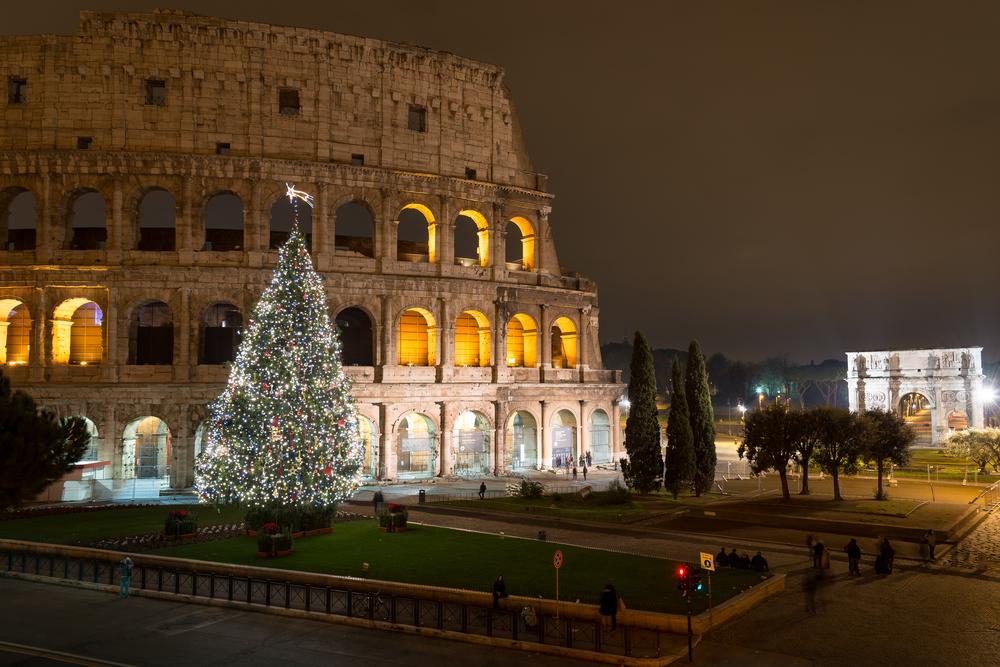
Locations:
700;552;715;571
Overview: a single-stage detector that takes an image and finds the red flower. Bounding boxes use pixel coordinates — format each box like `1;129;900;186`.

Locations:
261;522;280;535
388;503;403;512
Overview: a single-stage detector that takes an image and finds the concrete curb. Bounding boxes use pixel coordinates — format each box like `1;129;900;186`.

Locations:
1;571;691;666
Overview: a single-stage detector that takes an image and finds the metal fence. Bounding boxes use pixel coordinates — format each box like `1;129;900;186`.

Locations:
0;541;670;660
974;479;1000;511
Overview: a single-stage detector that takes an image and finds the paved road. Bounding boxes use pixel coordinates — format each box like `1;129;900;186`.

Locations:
0;578;573;667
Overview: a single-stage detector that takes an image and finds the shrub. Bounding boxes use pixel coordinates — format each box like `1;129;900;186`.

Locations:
593;479;631;506
244;504;335;532
257;530;292;554
510;479;544;499
164;509;197;536
378;506;408;531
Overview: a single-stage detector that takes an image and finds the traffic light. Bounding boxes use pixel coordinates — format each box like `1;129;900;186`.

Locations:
675;563;690;597
691;570;704;593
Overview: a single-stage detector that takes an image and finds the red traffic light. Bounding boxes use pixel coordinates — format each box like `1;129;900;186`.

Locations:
677;565;687;578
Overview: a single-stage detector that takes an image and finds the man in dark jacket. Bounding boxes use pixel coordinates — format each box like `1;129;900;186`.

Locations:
492;575;508;609
750;552;769;572
844;538;862;575
599;584;619;630
716;547;729;568
478;482;487;500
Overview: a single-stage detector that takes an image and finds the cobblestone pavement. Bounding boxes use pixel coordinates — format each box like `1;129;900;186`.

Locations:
941;510;1000;571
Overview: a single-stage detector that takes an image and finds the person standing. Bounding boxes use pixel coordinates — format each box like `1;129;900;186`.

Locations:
844;538;862;576
812;539;825;569
586;451;592;467
880;537;895;574
478;482;487;500
599;584;619;630
372;489;385;515
582;464;588;481
119;556;134;599
923;529;936;562
492;575;508;609
572;465;578;480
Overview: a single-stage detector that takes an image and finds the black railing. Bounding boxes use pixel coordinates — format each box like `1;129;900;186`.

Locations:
0;541;668;659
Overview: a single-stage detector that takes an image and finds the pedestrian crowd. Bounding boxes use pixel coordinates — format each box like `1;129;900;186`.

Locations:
715;546;770;572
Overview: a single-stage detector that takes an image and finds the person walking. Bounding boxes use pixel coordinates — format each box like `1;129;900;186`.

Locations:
923;529;936;562
586;451;592;467
844;538;862;576
599;584;619;630
492;575;508;609
582;464;588;481
812;539;825;569
572;465;578;480
119;556;134;599
478;481;487;500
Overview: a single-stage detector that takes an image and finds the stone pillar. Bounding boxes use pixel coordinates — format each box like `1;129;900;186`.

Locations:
539;305;552;368
580;400;591;459
493;308;507;383
439;402;452;476
178;176;195;263
108;179;124;261
440;298;455;369
248;180;264;253
0;321;8;365
102;295;118;382
313;182;332;270
30;291;47;382
611;400;622;461
439;200;455;267
37;173;52;263
381;294;397;367
379;404;393;480
492;203;506;273
494;401;504;475
175;288;191;382
50;319;72;365
539;400;549;470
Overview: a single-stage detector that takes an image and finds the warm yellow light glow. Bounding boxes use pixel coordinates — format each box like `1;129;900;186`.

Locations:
458;209;490;267
506;313;538;367
52;298;103;366
551;316;577;369
0;299;31;365
402;203;437;263
398;308;437;366
509;216;536;271
455;310;491;367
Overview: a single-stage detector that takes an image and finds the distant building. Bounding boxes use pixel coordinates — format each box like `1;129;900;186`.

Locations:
846;348;985;446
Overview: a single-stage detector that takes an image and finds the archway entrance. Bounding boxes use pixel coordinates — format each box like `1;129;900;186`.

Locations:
396;413;436;479
505;411;537;471
589;410;611;463
121;416;170;481
900;393;932;446
453;411;490;477
358;416;377;479
550;410;577;469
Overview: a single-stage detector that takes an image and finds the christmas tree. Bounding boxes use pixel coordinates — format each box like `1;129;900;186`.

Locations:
196;185;362;514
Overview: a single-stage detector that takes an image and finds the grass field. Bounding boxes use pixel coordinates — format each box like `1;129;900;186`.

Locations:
0;505;244;545
155;521;765;613
441;495;656;523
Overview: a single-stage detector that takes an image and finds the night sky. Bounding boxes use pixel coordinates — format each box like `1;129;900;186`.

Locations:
10;1;1000;362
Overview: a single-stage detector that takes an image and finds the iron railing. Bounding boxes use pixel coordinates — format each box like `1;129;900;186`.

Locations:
0;540;670;659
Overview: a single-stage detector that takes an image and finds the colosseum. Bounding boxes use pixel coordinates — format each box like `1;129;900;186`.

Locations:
0;9;624;500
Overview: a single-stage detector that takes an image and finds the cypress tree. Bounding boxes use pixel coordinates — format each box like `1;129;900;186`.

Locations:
664;361;695;499
685;340;717;496
621;331;662;493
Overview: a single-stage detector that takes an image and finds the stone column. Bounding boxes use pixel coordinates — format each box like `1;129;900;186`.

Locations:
439;402;452;476
492;203;506;274
37;173;53;263
539;400;549;470
248;180;264;254
178;176;195;263
611;400;622;461
493;307;507;383
539;305;552;368
378;404;392;480
439;200;455;267
381;294;397;367
313;182;332;270
175;288;191;382
580;400;591;459
440;298;455;369
494;400;504;475
30;290;47;382
102;295;119;382
108;178;124;262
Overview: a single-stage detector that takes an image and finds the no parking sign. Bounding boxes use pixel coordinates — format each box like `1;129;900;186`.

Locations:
700;552;715;572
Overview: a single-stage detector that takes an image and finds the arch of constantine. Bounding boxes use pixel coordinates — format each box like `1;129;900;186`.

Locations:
0;10;624;499
846;348;986;446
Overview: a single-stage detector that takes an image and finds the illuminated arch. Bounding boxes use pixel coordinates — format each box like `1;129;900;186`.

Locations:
454;209;489;267
398;203;437;263
454;310;491;367
549;409;578;468
504;410;538;470
0;299;30;366
505;313;537;367
550;316;577;369
589;409;612;463
397;307;437;366
396;412;436;478
120;416;171;480
78;417;100;461
358;415;378;479
506;216;535;271
453;410;491;477
52;298;103;365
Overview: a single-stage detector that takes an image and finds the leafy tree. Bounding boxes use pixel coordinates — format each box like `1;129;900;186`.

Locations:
792;410;823;495
739;404;798;500
621;331;662;493
944;428;1000;474
812;407;864;501
861;409;914;500
663;361;695;499
0;373;90;508
685;340;716;496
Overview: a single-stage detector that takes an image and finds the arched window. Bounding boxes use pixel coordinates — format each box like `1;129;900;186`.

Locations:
506;217;535;271
453;411;490;477
454;310;491;367
121;416;171;480
204;193;244;251
396;413;436;478
269;195;312;249
505;411;537;471
899;392;932;446
0;300;30;366
335;201;375;258
194;421;209;460
79;418;100;461
589;410;611;464
336;307;374;366
454;210;489;267
398;308;436;366
2;188;36;251
505;313;538;367
397;205;435;263
200;303;242;364
550;409;578;468
128;301;173;365
550;317;577;369
51;299;102;365
136;189;176;251
67;191;107;250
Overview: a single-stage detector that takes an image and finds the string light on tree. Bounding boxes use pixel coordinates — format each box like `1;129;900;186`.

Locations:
195;185;362;511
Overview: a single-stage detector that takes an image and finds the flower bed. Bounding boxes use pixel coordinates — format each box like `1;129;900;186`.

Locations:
255;522;293;558
164;509;197;538
378;504;408;533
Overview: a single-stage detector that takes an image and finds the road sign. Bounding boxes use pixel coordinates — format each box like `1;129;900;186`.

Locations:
700;552;715;572
553;549;563;569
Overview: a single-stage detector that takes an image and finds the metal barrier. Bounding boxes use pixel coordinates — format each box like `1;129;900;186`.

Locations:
973;479;1000;511
0;540;669;660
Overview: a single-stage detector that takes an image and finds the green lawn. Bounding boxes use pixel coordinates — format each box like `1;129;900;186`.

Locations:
891;450;994;482
156;521;766;614
441;495;655;523
0;505;244;545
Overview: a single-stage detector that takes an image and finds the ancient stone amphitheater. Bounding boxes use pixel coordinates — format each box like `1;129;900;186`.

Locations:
0;10;623;500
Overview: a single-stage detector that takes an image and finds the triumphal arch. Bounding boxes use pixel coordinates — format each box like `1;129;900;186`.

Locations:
846;348;985;446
